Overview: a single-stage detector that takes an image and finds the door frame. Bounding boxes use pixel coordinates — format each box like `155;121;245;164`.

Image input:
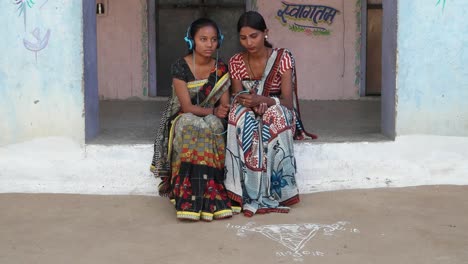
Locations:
359;0;396;138
359;0;367;97
83;0;99;141
381;0;397;138
148;0;157;97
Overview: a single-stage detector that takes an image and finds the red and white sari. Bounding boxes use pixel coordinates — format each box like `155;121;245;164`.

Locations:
224;48;316;217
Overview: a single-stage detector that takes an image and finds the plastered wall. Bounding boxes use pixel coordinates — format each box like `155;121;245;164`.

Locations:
0;0;85;146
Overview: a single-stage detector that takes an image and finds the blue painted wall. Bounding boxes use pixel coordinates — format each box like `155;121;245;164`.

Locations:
397;0;468;136
0;0;85;145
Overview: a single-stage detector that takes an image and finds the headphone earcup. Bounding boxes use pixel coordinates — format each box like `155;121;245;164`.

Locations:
218;31;224;49
217;31;224;49
184;36;193;50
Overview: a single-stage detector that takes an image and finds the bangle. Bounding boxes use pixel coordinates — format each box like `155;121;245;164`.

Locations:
272;97;280;105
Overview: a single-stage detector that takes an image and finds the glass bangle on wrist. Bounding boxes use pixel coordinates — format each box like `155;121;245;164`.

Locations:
272;97;280;105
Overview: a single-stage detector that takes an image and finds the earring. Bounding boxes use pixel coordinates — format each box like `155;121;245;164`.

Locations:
265;35;268;39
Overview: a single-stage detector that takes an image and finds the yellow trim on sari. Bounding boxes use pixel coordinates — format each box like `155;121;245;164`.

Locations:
176;211;201;221
187;79;208;89
200;73;230;106
213;209;233;219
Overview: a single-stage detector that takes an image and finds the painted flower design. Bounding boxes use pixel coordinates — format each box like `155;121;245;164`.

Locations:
15;0;35;16
271;169;288;198
436;0;446;10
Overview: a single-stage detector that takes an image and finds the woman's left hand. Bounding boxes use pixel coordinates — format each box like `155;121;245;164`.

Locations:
253;102;268;116
238;91;262;108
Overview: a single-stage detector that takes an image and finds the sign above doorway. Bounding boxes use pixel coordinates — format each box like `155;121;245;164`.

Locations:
276;1;340;36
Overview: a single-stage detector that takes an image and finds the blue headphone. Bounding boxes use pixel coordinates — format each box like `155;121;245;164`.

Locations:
184;21;224;51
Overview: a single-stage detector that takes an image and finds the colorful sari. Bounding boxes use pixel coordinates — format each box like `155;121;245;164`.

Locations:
151;58;233;221
225;48;316;217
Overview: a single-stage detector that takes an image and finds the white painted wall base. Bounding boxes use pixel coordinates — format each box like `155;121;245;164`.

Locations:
1;136;467;195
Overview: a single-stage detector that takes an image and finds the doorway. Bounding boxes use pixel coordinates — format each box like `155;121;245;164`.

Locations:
156;0;245;96
366;3;383;96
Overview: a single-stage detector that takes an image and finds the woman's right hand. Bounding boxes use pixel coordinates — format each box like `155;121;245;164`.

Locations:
214;104;230;118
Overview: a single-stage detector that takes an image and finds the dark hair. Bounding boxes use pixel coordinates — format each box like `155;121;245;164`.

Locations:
237;11;273;48
187;18;221;53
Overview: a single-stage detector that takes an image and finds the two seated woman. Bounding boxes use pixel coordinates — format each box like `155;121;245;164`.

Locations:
151;11;315;221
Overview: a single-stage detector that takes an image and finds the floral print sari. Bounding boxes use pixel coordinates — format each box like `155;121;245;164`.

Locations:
151;58;233;221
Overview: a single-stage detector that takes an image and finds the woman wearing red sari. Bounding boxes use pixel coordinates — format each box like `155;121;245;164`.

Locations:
224;11;316;217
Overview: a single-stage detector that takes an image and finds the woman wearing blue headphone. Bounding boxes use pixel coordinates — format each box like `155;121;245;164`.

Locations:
151;18;233;221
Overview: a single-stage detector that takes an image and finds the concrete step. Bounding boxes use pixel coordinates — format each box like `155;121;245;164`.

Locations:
1;135;467;195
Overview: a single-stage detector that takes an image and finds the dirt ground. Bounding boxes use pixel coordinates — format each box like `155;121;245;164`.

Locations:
1;185;467;264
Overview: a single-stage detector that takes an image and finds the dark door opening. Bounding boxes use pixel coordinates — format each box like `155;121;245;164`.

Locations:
156;0;245;96
366;3;383;96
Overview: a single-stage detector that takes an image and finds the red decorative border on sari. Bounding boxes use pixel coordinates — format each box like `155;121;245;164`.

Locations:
280;195;300;206
227;190;243;204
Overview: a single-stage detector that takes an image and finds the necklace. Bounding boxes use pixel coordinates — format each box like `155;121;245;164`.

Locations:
247;48;271;79
191;54;215;80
